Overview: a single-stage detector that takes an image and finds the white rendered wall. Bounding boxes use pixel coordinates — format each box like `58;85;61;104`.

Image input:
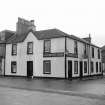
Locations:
5;33;102;78
5;33;65;78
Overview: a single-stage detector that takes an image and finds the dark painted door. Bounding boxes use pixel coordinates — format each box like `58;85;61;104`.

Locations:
68;60;72;79
80;61;83;78
27;61;33;77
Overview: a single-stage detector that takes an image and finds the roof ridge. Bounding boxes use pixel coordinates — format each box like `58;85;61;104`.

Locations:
36;28;58;32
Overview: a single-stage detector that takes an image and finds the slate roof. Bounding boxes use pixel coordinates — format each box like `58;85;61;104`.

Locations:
4;30;15;41
7;29;69;43
0;30;15;44
6;28;100;48
101;45;105;51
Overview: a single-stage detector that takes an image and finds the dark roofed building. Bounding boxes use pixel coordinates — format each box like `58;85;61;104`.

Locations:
0;30;15;75
0;17;102;79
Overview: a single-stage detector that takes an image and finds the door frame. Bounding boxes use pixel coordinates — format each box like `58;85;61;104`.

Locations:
27;61;33;78
68;60;72;79
79;61;83;78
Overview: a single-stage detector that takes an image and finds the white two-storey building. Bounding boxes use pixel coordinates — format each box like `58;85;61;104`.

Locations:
5;18;102;79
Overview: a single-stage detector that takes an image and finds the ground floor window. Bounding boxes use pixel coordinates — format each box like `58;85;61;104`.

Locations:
43;60;51;74
84;61;87;73
74;61;78;74
96;62;98;73
99;62;102;72
91;61;94;73
11;61;17;73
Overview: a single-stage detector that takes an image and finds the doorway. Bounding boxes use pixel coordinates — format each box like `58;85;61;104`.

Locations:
68;60;72;79
80;61;83;78
27;61;33;77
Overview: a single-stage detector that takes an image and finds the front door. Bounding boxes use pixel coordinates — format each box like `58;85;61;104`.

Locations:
80;61;83;78
27;61;33;77
68;60;72;79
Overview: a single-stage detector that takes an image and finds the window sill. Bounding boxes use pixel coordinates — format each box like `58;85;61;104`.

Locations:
11;72;16;74
43;72;51;74
74;73;78;74
27;53;33;55
11;54;17;56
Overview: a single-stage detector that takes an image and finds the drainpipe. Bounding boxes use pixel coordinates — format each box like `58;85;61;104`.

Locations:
64;36;67;79
3;42;6;77
88;35;91;77
88;45;90;77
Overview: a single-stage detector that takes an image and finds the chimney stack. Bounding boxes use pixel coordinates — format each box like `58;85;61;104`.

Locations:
83;34;91;43
16;17;36;35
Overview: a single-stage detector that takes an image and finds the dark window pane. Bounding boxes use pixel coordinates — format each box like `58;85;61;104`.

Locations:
43;60;51;74
44;40;51;53
27;42;33;54
84;61;87;73
12;44;17;55
92;47;94;58
91;61;94;73
98;49;100;59
74;61;78;74
96;62;98;73
74;41;78;54
99;62;102;72
11;61;17;73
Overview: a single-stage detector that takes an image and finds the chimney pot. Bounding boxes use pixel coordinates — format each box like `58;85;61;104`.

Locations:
30;20;34;25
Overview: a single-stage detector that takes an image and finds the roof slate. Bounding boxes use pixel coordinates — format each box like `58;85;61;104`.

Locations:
101;45;105;51
6;28;100;48
0;30;15;43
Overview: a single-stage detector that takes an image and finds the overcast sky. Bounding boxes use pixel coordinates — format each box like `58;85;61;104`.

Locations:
0;0;105;47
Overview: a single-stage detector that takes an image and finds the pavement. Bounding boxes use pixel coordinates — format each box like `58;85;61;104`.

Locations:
0;76;105;105
0;76;104;95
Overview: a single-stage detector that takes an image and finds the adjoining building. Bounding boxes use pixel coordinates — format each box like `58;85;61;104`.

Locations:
0;30;15;75
101;46;105;73
5;18;102;79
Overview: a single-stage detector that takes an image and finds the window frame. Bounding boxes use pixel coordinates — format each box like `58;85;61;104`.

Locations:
74;41;78;54
98;49;100;59
92;47;94;58
43;40;51;53
11;61;17;73
84;61;87;73
27;42;33;54
84;44;87;56
43;60;51;74
12;43;17;55
91;61;94;73
74;61;78;74
99;62;102;72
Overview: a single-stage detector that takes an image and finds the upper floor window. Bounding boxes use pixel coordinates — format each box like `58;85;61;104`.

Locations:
92;47;94;58
84;44;87;56
12;44;17;55
98;49;100;59
44;40;51;53
27;42;33;54
74;41;78;54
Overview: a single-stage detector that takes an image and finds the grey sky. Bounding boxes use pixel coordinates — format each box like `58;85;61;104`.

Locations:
0;0;105;47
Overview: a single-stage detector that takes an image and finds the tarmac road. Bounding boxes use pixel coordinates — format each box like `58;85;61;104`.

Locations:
0;86;104;105
0;77;104;95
